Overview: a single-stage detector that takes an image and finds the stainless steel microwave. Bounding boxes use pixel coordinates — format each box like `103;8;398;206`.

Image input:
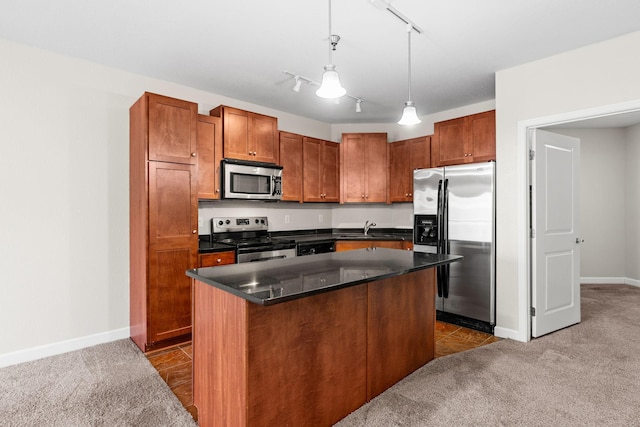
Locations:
221;159;283;201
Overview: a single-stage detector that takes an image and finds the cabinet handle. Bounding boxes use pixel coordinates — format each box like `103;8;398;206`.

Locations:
216;189;220;193
191;152;197;157
216;258;222;263
192;230;197;234
361;194;365;198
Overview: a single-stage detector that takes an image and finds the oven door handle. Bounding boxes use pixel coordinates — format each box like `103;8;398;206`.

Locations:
248;255;288;262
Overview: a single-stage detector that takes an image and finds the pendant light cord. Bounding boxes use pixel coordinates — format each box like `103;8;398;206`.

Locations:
406;24;412;103
328;0;333;65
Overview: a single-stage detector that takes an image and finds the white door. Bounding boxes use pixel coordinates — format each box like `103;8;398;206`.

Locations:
531;129;581;338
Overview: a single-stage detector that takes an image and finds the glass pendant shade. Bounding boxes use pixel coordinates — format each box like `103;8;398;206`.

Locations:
316;65;346;98
398;101;421;125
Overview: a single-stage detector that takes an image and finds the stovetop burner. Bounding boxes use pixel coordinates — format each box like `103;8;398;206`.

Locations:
211;216;295;250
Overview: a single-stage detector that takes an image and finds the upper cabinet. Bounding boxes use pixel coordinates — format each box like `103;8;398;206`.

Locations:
210;105;279;164
279;131;303;202
147;93;198;165
432;110;495;167
196;114;223;200
303;137;340;203
341;133;388;203
389;136;431;203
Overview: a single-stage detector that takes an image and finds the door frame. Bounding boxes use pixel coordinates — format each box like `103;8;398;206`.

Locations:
514;100;640;342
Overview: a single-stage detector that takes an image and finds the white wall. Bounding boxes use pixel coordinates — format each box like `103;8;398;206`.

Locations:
495;30;640;341
626;124;640;283
0;38;333;364
550;128;627;279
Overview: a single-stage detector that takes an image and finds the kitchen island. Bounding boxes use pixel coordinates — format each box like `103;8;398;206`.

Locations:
187;248;461;427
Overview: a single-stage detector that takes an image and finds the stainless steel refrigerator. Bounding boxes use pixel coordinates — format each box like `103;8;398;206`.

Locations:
413;162;495;333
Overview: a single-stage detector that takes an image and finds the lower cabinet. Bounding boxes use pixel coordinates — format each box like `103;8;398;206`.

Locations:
335;240;413;252
198;251;236;268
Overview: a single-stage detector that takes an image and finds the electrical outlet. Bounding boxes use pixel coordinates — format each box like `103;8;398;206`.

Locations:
318;214;324;223
284;215;290;224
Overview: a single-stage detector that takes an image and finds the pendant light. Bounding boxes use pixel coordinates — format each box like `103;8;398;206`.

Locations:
398;23;421;125
316;0;346;99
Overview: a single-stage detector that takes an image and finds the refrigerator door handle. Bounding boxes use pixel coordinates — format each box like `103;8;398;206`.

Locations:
436;179;444;297
443;178;450;298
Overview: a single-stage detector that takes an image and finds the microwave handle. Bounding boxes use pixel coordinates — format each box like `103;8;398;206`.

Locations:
272;176;282;196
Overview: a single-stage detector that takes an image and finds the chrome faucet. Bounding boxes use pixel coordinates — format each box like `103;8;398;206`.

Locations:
364;220;376;236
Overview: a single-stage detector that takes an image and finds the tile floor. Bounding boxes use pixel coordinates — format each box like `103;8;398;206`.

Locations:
146;321;500;422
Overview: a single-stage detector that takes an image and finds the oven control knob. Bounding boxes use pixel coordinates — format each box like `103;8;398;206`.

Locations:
218;220;224;226
255;219;259;224
260;219;265;224
225;219;230;225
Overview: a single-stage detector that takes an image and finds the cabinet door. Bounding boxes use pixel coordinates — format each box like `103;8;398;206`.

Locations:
321;141;341;202
341;134;367;202
147;93;197;164
197;115;223;200
252;113;279;164
279;131;303;202
433;117;466;167
303;137;323;202
389;140;410;202
409;136;431;199
148;162;198;247
364;134;389;203
410;136;431;171
148;245;195;344
466;110;496;162
220;106;251;160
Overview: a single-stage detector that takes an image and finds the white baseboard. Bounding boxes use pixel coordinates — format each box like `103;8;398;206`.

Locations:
0;327;131;368
494;326;527;342
581;277;640;287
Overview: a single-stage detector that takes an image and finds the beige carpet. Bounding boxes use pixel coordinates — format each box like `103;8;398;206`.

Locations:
0;339;196;427
336;284;640;426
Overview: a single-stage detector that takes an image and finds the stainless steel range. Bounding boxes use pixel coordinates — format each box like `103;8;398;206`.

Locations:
211;216;296;263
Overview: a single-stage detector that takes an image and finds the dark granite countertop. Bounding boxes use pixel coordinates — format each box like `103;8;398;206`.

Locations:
198;228;414;253
187;248;461;305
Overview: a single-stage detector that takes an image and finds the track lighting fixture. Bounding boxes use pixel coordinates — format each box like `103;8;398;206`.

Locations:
316;0;346;99
292;76;302;92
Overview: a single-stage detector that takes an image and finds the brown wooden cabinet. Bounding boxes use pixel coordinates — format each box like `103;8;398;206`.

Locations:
196;114;223;200
198;251;236;268
210;105;279;164
130;92;199;352
303;136;340;202
279;131;303;202
389;136;431;202
335;240;412;252
432;110;495;167
146;93;198;165
340;133;388;203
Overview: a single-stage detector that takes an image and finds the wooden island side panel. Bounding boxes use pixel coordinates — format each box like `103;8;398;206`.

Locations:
367;268;435;399
193;267;436;427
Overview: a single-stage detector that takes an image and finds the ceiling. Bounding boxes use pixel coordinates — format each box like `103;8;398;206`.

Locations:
2;0;640;124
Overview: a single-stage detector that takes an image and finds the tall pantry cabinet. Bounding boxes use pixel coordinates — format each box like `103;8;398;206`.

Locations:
130;92;198;352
